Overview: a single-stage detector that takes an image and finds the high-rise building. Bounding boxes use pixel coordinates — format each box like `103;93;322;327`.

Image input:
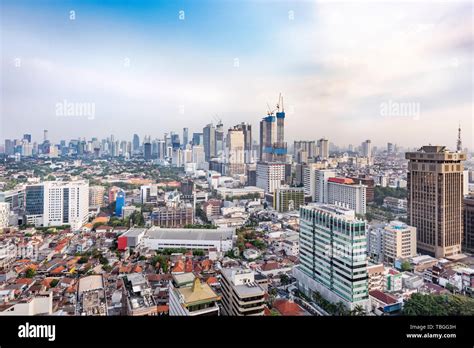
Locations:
387;142;394;154
182;128;189;147
144;141;152;161
315;169;337;203
191;145;206;169
4;140;14;156
225;126;245;175
192;132;203;146
368;221;417;264
140;184;158;204
348;175;375;203
25;180;89;230
23;134;32;143
294;141;316;163
203;124;216;162
115;190;126;217
89;186;105;208
463;195;474;253
274;187;304;212
294;204;369;310
406;145;466;257
256;162;286;193
259;95;287;162
215;122;224;157
317;138;329;159
362;140;372;158
236;122;252;163
302;164;329;201
132;134;140;155
327;177;367;215
220;268;265;316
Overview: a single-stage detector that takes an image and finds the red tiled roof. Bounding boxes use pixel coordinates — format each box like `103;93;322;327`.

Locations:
328;177;355;185
156;305;169;313
172;260;185;273
51;266;66;274
15;278;34;285
369;290;398;305
273;299;306;316
261;262;279;271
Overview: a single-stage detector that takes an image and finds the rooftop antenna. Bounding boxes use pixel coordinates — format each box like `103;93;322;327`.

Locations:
457;122;462;152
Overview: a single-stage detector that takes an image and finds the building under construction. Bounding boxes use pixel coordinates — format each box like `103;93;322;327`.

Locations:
259;94;287;162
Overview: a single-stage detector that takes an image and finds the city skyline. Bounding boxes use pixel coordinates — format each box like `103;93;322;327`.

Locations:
1;0;472;149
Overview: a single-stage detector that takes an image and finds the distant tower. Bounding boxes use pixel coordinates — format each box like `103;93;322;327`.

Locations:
43;129;48;142
259;93;287;163
457;123;462;152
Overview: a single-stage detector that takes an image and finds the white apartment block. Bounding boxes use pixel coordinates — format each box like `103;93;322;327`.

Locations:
0;202;10;229
368;221;417;264
327;178;366;215
314;169;336;203
26;181;89;231
256;162;285;193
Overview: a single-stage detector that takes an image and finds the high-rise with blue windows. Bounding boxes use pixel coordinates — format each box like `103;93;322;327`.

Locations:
294;203;369;311
115;190;126;217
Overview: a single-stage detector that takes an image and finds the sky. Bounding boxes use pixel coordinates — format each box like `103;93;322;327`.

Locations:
1;0;473;150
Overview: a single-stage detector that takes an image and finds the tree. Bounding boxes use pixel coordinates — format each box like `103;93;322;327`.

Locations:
401;260;412;272
78;256;89;264
50;279;60;288
350;304;366;316
280;274;291;286
25;268;36;278
402;293;474;316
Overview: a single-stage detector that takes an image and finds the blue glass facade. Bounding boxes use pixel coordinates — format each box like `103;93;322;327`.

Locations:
115;191;126;216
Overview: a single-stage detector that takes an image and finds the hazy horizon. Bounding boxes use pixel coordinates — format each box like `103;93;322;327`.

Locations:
1;0;473;150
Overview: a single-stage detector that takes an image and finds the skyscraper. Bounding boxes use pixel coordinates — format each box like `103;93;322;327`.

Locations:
362;140;372;158
144;140;152;161
406;145;466;257
259;95;287;162
226;126;245;175
183;128;189;147
203;124;216;162
294;141;316;163
294;204;369;310
192;132;203;146
132;134;140;155
317;138;329;159
215;121;224;158
463;195;474;253
235;123;252;163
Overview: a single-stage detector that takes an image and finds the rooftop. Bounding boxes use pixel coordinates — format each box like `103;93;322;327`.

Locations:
78;275;104;295
145;227;235;241
176;278;220;305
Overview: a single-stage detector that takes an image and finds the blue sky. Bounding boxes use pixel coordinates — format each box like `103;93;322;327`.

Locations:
1;0;473;150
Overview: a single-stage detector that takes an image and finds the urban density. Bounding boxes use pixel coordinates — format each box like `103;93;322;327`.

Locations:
1;0;473;325
0;103;473;317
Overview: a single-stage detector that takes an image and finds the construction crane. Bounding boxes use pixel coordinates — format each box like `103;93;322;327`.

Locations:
276;93;285;113
266;103;276;116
